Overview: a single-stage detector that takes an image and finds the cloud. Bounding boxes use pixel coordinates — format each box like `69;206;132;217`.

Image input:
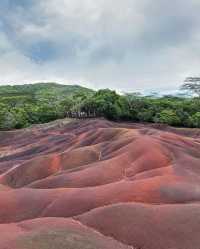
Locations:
0;0;200;91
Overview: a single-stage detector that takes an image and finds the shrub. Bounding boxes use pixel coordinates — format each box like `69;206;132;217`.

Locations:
154;109;181;126
190;112;200;128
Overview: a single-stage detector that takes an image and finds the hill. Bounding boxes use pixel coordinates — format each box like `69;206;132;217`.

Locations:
0;82;94;129
0;82;93;97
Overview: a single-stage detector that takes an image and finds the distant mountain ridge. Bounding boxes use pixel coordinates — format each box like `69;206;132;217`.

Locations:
0;82;94;97
0;82;190;98
140;86;193;98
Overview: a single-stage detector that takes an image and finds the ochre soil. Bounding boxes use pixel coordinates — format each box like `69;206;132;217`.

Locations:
0;118;200;249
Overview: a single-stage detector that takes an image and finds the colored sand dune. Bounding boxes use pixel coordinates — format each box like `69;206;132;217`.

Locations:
0;119;200;249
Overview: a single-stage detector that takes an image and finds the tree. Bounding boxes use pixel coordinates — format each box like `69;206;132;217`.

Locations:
137;109;154;122
0;104;17;130
117;96;131;120
92;89;123;120
154;109;181;126
190;112;200;128
181;77;200;97
176;108;191;127
36;104;60;123
12;107;29;129
60;97;74;117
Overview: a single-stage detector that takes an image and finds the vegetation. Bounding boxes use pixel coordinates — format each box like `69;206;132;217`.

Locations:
0;82;200;130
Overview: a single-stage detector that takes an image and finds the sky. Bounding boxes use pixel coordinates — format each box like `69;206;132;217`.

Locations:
0;0;200;92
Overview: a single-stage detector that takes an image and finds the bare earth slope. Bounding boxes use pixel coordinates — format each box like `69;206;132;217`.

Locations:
0;118;200;249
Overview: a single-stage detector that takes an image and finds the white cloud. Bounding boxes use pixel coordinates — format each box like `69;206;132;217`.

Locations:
0;0;200;92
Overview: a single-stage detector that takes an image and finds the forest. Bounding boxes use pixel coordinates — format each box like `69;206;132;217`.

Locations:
0;82;200;130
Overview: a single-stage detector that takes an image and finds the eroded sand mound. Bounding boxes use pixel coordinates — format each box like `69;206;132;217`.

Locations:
0;118;200;249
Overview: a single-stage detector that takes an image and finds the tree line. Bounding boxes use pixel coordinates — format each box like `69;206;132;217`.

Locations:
0;82;200;130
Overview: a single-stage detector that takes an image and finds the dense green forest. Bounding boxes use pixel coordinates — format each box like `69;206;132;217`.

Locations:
0;82;200;130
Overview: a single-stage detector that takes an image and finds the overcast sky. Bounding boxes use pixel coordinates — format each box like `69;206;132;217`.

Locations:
0;0;200;92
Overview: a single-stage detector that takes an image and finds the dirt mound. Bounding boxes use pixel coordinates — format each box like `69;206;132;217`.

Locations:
77;202;200;249
0;118;200;248
0;217;131;249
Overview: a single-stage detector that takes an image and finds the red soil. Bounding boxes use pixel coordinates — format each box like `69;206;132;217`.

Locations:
0;118;200;249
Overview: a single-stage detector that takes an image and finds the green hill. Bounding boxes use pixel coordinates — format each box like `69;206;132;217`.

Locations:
0;82;94;98
0;83;95;130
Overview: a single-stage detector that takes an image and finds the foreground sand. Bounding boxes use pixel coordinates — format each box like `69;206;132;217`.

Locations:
0;118;200;249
